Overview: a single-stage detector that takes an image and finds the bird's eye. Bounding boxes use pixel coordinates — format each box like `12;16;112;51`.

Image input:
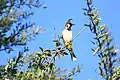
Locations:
67;24;70;27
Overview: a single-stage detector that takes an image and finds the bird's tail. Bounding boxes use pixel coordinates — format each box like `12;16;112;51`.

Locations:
69;49;77;61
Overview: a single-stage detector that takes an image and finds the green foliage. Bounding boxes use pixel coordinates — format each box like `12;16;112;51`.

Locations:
84;0;119;79
112;66;120;80
0;48;80;80
0;65;5;79
0;0;45;53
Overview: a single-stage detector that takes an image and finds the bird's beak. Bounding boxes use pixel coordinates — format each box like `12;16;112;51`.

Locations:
71;24;75;27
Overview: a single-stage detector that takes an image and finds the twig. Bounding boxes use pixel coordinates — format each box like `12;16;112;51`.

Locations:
72;26;88;42
53;26;88;59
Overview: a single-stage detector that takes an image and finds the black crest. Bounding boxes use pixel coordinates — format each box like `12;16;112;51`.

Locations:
65;18;75;27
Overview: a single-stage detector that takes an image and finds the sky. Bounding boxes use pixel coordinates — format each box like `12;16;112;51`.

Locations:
0;0;120;80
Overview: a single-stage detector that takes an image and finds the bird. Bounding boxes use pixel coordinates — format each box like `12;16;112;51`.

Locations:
62;19;77;61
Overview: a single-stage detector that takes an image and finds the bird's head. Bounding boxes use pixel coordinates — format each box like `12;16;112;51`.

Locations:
64;19;75;30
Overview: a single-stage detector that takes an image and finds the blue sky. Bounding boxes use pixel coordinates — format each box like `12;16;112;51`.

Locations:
0;0;120;80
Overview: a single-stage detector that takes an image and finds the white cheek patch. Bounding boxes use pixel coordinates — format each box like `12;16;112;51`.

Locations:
67;24;71;27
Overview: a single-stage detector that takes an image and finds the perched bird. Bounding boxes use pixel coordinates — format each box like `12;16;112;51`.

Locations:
62;19;77;61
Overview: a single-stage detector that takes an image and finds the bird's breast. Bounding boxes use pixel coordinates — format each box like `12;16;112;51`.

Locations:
62;30;72;42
